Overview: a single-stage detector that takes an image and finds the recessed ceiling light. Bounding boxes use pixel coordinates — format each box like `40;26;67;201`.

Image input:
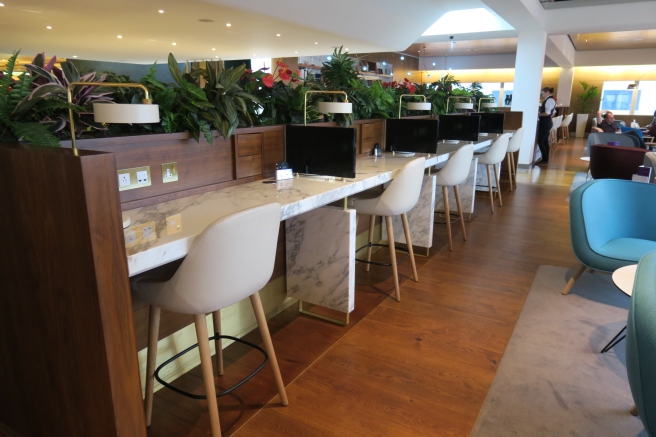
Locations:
294;51;298;54
172;42;176;45
46;26;52;29
253;53;256;56
117;35;122;38
158;9;164;13
0;3;4;6
407;72;411;76
226;23;231;27
400;56;405;60
432;62;436;66
212;48;216;51
73;55;77;58
315;42;318;44
276;33;281;37
215;56;219;58
382;61;386;65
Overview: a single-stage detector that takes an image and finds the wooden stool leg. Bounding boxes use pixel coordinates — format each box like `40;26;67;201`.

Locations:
442;186;453;251
250;292;289;405
193;314;221;437
401;213;418;282
144;305;161;426
510;153;517;189
211;311;223;376
486;164;495;213
454;185;467;241
507;153;514;191
561;264;587;295
366;214;375;272
493;163;503;207
385;216;401;302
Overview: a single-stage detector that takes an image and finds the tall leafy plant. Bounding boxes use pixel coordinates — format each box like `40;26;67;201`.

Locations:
318;46;358;126
0;51;66;146
577;81;600;114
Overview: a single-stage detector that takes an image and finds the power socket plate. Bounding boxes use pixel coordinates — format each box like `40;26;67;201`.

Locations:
117;166;151;191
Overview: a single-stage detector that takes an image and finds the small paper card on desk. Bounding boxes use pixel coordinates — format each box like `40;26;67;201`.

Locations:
632;166;651;183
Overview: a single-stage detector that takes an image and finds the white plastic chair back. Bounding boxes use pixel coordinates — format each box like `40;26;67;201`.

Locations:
561;113;573;128
436;144;474;187
133;203;281;314
551;115;563;131
506;127;524;153
477;133;511;165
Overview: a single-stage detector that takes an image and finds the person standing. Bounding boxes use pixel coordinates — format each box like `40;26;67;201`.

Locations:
537;87;556;165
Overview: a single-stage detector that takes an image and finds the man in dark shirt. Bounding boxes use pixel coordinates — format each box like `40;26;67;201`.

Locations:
596;111;647;148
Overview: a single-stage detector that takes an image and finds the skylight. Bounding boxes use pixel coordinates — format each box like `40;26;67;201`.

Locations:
422;8;514;36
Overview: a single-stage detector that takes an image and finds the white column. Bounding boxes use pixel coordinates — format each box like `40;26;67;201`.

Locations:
557;67;575;107
511;29;547;166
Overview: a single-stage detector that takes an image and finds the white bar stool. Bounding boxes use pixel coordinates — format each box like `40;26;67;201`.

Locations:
476;133;511;213
130;203;288;437
435;143;474;251
350;157;425;301
505;127;524;191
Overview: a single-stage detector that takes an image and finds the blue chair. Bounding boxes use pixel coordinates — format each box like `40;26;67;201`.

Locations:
626;251;656;435
562;179;656;295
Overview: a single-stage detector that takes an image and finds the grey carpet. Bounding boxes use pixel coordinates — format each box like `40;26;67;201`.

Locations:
471;265;647;437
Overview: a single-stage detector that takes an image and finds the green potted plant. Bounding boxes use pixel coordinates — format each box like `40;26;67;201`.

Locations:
575;81;600;138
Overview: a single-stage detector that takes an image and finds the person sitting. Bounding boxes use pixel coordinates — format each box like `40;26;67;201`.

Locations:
596;111;647;148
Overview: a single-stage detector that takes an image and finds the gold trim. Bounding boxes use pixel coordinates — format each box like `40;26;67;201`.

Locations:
298;301;349;326
398;93;428;119
303;90;349;126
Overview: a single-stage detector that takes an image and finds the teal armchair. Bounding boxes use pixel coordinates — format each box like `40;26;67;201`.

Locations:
627;251;656;435
562;179;656;295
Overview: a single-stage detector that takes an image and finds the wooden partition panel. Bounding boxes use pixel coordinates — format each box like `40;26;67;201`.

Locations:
503;111;524;130
0;143;146;436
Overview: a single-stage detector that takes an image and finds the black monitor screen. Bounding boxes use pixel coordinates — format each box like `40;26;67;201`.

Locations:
385;119;439;154
437;115;480;142
471;112;505;134
285;125;357;178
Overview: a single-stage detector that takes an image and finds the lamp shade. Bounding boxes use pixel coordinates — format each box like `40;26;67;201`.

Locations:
407;102;432;111
317;101;352;114
455;102;474;110
481;102;496;108
93;103;160;124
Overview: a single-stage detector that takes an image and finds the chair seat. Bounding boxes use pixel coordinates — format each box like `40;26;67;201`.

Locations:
596;238;656;264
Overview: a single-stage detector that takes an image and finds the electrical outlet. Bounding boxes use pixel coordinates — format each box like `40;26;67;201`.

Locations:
136;170;149;184
162;162;178;183
142;224;154;239
124;230;137;246
166;214;182;235
124;221;157;248
117;166;151;191
118;173;131;187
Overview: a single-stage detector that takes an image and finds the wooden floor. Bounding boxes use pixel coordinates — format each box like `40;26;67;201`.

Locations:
145;138;590;437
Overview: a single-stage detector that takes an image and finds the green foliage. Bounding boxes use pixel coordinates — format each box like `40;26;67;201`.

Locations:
577;81;600;114
0;51;62;146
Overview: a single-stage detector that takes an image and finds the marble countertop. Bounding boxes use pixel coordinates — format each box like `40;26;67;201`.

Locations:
124;138;492;276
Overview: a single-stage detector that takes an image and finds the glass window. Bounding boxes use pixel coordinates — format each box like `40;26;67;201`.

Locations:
600;81;635;115
635;81;656;116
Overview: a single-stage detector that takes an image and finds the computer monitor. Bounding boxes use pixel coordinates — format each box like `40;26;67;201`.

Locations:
471;112;505;135
437;115;481;142
285;125;357;178
385;119;440;154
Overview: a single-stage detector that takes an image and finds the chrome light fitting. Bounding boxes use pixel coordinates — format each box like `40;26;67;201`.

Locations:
398;94;431;119
67;82;160;156
303;90;352;125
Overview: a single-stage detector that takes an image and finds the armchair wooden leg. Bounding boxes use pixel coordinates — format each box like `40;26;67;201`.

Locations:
454;185;467;241
250;292;288;406
493;163;503;207
486;164;495;213
630;404;639;416
366;215;375;272
211;310;223;376
562;264;587;295
193;313;222;437
442;186;453;251
401;213;418;282
385;216;401;302
144;305;161;426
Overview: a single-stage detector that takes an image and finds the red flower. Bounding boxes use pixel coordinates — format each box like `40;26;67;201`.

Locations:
245;69;253;74
279;70;291;81
250;78;255;83
262;74;274;88
276;60;288;70
408;85;416;93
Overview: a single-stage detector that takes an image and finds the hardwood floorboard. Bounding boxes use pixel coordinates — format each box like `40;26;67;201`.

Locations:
144;138;588;436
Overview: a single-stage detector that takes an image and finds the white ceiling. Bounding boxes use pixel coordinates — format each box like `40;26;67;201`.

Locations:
0;0;655;66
